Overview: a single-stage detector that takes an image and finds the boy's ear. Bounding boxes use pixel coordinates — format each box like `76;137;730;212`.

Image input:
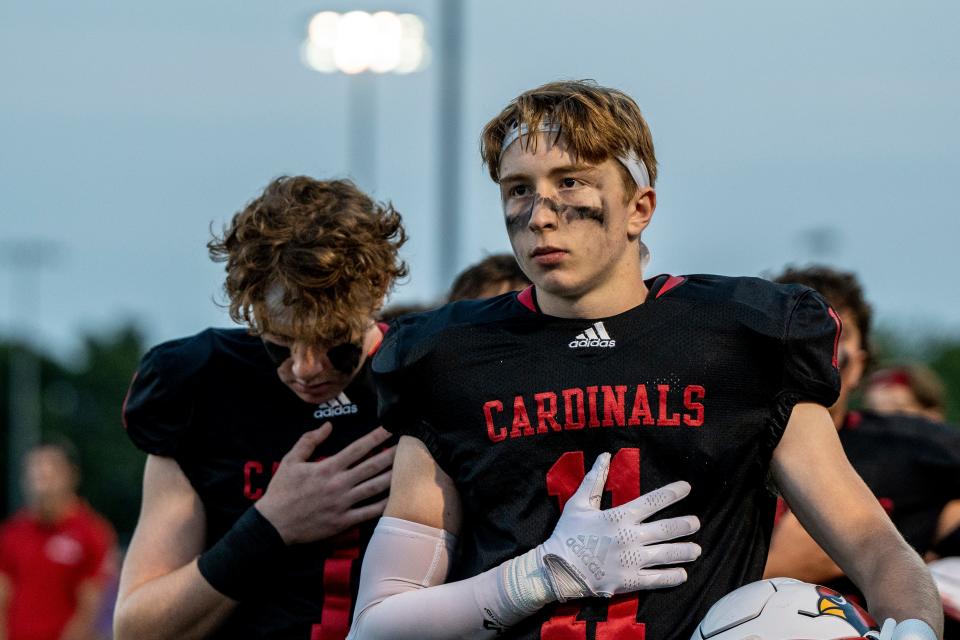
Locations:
627;187;656;238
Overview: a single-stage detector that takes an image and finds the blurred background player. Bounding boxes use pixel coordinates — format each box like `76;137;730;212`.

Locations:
765;265;960;633
447;253;530;302
113;177;404;639
0;439;117;640
862;360;958;566
378;253;530;323
863;364;947;422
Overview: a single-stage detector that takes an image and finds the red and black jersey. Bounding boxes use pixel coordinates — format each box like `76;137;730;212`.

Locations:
373;274;841;640
123;328;384;640
824;410;960;601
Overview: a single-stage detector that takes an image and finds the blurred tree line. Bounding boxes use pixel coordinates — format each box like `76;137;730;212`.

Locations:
873;328;960;423
930;343;960;424
0;326;146;542
1;324;959;544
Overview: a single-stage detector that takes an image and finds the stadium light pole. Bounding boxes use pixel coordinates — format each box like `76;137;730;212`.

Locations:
0;239;62;511
434;0;464;292
301;6;467;295
301;10;431;194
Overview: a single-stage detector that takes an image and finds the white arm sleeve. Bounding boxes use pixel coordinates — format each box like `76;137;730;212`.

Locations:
348;458;700;639
348;516;542;640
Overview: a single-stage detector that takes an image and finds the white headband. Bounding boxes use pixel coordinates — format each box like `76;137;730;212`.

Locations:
500;121;652;269
499;122;651;189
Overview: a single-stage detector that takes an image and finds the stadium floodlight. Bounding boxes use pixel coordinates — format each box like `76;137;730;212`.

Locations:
301;10;430;74
298;5;454;277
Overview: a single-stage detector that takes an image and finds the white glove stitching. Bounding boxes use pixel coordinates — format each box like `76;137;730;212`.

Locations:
536;453;701;601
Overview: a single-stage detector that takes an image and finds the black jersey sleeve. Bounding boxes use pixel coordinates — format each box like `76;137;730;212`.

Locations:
371;298;503;465
371;316;444;460
781;289;842;406
122;341;199;458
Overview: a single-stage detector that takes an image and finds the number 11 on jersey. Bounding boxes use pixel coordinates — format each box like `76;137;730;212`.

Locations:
543;448;646;640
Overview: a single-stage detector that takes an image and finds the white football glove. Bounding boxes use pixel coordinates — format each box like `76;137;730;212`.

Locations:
536;452;701;600
872;618;938;640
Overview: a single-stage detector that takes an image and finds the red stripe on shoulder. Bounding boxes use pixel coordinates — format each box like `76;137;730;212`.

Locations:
827;306;842;369
655;275;687;299
369;322;390;356
774;497;790;525
517;286;537;313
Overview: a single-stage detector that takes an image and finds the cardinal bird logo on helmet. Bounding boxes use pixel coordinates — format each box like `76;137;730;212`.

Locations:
802;585;879;635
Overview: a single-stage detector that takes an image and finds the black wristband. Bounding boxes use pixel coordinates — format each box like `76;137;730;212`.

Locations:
197;506;287;601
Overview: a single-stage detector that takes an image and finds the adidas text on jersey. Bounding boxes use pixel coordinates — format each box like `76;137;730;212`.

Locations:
314;392;359;419
569;321;616;348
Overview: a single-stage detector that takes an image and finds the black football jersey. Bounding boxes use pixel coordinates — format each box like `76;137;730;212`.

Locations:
373;274;841;640
825;410;960;602
123;328;384;640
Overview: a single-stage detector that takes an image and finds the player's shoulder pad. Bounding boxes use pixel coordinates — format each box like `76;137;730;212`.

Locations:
676;274;831;340
122;328;236;457
374;294;523;375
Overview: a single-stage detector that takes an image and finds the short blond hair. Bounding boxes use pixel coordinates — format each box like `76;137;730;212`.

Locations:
480;80;658;188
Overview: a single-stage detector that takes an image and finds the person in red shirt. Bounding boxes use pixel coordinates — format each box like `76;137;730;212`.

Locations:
0;439;116;640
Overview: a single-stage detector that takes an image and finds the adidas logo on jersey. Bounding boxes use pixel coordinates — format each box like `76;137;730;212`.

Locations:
568;321;616;348
313;392;358;419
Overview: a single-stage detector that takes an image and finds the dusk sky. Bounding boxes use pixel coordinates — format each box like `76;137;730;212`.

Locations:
2;0;958;358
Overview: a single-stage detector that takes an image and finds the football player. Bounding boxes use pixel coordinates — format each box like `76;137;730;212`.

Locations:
448;253;531;301
765;266;960;629
863;364;947;422
349;81;942;639
113;177;405;639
